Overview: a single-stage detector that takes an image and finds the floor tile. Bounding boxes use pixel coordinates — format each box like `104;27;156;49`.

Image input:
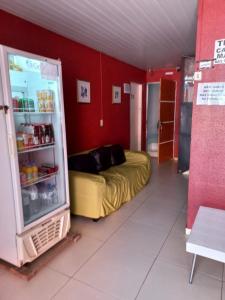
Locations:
130;202;180;232
112;193;147;219
70;211;126;242
172;211;187;234
158;230;223;281
48;236;102;277
53;278;118;300
137;261;221;300
74;240;155;300
107;220;168;257
0;267;68;300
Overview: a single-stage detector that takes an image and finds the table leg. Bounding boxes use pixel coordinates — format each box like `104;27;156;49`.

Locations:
189;254;197;284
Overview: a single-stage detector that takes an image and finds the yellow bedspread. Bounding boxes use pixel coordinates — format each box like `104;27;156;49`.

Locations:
69;151;151;219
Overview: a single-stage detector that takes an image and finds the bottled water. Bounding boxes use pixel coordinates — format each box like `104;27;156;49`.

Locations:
28;185;40;215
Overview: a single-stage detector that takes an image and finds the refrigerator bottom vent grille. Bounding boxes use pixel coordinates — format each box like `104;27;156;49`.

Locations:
31;219;62;253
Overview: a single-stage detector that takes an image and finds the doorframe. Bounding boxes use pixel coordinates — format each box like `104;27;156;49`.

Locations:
145;82;160;153
146;80;178;159
130;82;142;151
172;80;177;159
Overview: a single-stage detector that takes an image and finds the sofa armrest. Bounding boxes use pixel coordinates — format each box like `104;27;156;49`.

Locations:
69;170;106;218
124;150;151;164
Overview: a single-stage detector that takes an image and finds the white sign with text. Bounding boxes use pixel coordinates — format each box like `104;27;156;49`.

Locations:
197;82;225;105
214;39;225;64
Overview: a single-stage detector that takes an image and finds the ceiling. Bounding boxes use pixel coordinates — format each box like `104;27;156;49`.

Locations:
0;0;198;70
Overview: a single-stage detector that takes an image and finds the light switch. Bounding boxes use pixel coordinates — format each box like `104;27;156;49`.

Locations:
194;71;202;81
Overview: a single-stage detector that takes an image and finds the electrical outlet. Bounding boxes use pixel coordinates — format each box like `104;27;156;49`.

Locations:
100;119;104;127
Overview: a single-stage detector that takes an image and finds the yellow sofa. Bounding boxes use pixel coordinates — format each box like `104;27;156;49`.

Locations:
69;150;151;219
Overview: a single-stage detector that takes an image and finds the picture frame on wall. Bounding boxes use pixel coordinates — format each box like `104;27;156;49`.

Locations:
112;86;121;104
77;80;91;103
123;83;130;94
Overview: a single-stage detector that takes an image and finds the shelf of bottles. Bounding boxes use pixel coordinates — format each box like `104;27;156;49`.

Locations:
8;53;64;226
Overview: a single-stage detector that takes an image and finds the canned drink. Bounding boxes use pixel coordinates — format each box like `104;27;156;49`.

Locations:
38;98;45;112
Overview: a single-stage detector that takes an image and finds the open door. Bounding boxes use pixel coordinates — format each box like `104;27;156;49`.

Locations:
158;78;176;163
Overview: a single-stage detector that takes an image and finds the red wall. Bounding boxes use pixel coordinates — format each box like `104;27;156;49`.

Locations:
187;0;225;228
146;68;181;157
0;10;146;154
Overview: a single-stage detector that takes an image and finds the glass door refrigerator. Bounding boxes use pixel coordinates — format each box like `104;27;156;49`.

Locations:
0;45;70;267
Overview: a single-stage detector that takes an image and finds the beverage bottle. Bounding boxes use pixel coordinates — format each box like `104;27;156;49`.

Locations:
38;183;48;208
20;171;27;186
16;133;24;150
31;162;38;181
43;90;47;112
51;90;55;112
41;124;46;144
49;124;55;143
33;125;39;145
21;123;29;148
46;183;54;206
27;124;34;147
21;165;27;175
51;184;58;204
45;124;50;144
28;185;40;215
45;90;50;112
41;98;45;112
37;91;41;112
39;125;44;144
25;163;33;183
22;189;30;221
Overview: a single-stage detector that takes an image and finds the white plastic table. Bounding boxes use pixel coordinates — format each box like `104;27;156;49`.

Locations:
186;206;225;283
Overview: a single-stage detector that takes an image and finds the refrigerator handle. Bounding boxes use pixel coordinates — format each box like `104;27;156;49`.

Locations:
0;105;9;114
8;134;15;157
4;105;9;114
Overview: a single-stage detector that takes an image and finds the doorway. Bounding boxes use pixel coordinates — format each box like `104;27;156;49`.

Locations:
130;82;142;151
146;79;176;163
146;83;160;157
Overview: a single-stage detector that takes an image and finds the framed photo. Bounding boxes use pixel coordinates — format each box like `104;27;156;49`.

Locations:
112;86;121;104
77;80;91;103
123;83;130;94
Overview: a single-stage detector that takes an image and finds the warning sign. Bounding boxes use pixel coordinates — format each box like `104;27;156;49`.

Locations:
214;39;225;64
197;82;225;105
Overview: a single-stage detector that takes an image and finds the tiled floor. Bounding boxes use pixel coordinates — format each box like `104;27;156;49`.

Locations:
0;160;224;299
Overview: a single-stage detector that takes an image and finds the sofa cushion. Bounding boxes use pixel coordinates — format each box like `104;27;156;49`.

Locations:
89;147;112;171
109;144;126;166
68;154;98;174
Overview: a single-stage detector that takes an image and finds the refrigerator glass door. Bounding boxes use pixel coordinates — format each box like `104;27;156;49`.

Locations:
7;53;67;227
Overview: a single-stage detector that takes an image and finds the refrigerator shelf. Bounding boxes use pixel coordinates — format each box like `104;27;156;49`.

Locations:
14;111;55;115
18;143;55;154
21;172;57;188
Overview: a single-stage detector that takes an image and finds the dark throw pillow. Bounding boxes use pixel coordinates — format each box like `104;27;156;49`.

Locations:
68;154;98;174
89;147;112;171
110;144;126;166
